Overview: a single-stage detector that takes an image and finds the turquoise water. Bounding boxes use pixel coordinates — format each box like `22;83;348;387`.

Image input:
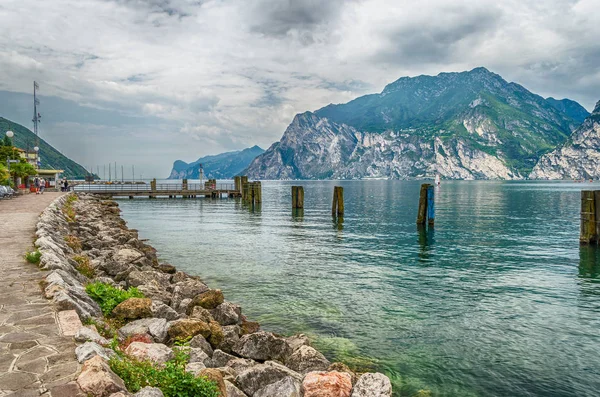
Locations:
116;180;600;397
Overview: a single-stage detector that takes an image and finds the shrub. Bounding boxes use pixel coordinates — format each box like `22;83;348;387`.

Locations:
109;348;219;397
64;235;82;251
25;250;42;264
62;195;78;222
73;255;95;278
85;282;145;316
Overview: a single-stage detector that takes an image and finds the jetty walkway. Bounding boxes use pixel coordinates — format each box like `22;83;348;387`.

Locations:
0;193;81;396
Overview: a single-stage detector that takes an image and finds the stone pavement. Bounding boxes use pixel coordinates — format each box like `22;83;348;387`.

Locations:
0;193;81;397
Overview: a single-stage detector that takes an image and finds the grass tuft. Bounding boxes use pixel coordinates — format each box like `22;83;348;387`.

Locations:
64;235;82;251
25;250;42;265
73;255;95;278
85;282;145;317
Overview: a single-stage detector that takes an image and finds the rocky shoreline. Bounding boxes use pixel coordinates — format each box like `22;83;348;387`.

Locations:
35;193;393;397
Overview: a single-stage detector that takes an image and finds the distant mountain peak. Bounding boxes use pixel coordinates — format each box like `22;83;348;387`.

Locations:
593;100;600;115
168;145;264;179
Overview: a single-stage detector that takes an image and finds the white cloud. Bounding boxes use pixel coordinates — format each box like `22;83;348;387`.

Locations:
0;0;598;176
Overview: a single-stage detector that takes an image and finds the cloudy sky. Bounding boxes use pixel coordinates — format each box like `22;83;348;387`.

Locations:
0;0;599;177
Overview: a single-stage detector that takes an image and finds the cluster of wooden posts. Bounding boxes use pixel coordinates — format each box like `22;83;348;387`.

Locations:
292;185;344;217
580;190;600;244
235;176;262;205
416;183;435;227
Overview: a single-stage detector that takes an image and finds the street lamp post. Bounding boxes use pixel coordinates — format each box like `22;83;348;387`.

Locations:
5;130;14;146
33;146;39;169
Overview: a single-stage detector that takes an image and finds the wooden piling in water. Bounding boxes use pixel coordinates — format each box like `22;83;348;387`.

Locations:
234;176;241;192
427;185;435;227
292;186;304;209
416;184;430;225
332;186;344;217
580;190;598;244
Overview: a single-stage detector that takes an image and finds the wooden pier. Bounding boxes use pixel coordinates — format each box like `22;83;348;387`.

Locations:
75;178;261;200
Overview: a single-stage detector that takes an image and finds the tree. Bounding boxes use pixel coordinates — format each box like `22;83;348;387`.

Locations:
0;163;9;185
9;161;37;180
1;136;11;147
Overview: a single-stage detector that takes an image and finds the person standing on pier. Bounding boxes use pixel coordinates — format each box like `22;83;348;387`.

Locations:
40;178;46;194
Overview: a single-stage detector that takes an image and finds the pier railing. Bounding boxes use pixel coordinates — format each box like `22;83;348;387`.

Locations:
74;183;236;193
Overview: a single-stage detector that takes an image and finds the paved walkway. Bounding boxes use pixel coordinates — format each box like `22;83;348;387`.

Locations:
0;193;80;397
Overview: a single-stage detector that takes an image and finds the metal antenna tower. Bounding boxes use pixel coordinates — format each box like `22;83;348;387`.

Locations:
32;81;41;165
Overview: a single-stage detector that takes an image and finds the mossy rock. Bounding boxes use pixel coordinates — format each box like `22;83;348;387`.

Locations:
112;298;152;320
189;289;224;310
240;319;260;335
168;319;211;341
208;320;224;348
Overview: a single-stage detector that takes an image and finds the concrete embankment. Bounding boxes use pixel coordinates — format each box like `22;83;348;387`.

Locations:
35;193;393;397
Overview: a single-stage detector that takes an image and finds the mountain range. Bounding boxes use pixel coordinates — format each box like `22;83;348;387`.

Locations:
0;117;90;178
168;145;264;179
244;67;592;180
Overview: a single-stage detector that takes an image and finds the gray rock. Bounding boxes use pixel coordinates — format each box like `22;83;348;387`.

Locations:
286;345;330;374
218;325;240;353
210;349;236;368
185;362;206;376
151;301;181;321
286;334;310;351
53;288;102;321
125;342;174;364
77;355;126;397
210;302;241;326
137;281;172;305
225;381;248;397
113;248;144;267
133;387;164;397
75;342;112;363
235;361;302;396
351;373;393;397
227;358;258;376
171;279;209;309
127;270;171;290
189;306;214;323
189;348;211;366
233;331;292;362
119;318;168;343
75;326;110;346
254;376;302;397
190;334;214;357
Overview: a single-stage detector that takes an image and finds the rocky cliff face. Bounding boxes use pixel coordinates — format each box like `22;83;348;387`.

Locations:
530;101;600;180
246;68;585;180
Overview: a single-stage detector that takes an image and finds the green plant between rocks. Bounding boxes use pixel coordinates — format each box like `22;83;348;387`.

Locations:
73;255;95;278
85;282;145;316
109;347;219;397
25;250;42;264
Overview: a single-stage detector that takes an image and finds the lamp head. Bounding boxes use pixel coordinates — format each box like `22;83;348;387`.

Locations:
34;146;39;152
5;131;14;138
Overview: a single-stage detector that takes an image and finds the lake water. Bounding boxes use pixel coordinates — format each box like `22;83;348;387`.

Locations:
116;180;600;397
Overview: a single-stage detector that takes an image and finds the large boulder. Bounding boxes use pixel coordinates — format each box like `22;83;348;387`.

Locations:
119;318;168;343
75;326;109;346
210;349;236;368
286;345;330;374
210;302;241;325
233;331;292;362
225;381;248;397
198;368;226;397
171;279;209;309
218;325;240;353
235;361;302;396
328;362;358;385
286;334;310;351
127;270;171;290
208;320;224;348
112;298;152;320
167;319;211;341
151;301;181;321
185;362;206;376
189;289;224;310
137;281;172;306
75;342;113;363
254;376;302;397
133;387;164;397
226;357;257;375
303;371;352;397
190;334;214;357
125;342;174;364
188;348;211;367
240;319;260;335
350;373;393;397
113;248;144;268
77;355;127;397
188;306;214;322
